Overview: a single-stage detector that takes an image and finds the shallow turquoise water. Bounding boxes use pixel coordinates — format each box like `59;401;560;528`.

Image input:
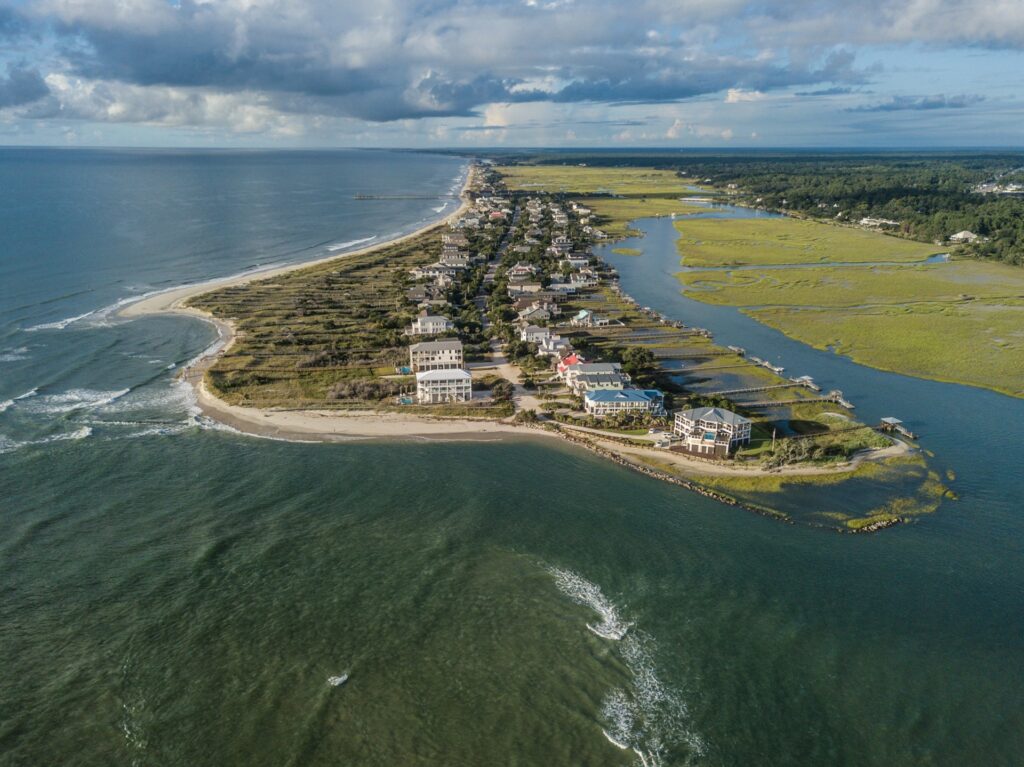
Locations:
2;154;1023;766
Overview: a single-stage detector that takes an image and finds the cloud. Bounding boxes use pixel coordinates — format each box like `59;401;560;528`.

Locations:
665;118;734;140
796;86;856;96
848;93;987;112
0;66;49;109
0;0;1020;137
725;88;765;103
6;0;874;125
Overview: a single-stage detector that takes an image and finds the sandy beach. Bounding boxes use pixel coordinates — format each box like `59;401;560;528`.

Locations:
115;164;552;443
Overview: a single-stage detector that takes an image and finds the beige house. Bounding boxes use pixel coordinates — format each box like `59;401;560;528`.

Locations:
409;339;463;372
416;369;472;404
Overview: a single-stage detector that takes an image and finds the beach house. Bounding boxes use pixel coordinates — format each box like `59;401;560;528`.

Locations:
584;389;665;417
407;314;454;336
416;369;473;404
409;339;463;372
672;407;752;456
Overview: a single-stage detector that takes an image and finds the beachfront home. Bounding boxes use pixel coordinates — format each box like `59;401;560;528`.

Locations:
416;369;472;404
439;251;471;268
408;314;454;336
520;325;551;344
584;389;665;417
409;339;463;372
442;233;469;247
672;407;752;456
538;335;572;358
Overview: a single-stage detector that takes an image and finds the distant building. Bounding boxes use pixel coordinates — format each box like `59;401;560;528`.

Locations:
673;407;752;456
408;314;454;336
584;389;665;417
409;339;463;372
520;325;551;344
416;369;472;404
949;230;979;243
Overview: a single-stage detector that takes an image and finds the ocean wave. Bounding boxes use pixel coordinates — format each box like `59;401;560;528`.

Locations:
0;388;38;414
23;309;96;332
21;388;130;415
0;346;30;362
548;567;631;640
0;426;93;455
547;566;706;766
600;631;707;767
327;235;376;252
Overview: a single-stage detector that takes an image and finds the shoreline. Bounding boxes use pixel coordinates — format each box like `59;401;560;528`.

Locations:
118;166;917;530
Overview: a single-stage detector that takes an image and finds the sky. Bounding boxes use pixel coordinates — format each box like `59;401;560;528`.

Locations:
0;0;1022;148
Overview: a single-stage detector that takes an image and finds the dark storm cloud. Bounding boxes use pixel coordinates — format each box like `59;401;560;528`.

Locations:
0;65;49;108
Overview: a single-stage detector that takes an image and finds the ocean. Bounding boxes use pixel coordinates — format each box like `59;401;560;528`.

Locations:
2;148;1022;766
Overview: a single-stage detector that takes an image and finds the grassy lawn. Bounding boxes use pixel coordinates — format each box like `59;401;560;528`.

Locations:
675;217;943;267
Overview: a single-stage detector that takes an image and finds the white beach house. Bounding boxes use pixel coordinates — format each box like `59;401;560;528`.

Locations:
416;369;472;404
408;314;454;336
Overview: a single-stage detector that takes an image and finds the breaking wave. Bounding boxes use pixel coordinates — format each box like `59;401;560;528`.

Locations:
24;309;96;332
549;566;631;640
327;236;375;252
0;426;93;455
0;389;38;414
0;346;30;362
19;388;131;415
548;566;706;766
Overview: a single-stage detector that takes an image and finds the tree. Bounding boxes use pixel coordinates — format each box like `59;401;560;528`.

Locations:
622;346;656;377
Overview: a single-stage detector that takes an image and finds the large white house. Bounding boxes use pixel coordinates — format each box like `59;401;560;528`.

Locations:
409;339;463;372
416;369;472;404
408;314;454;336
673;407;752;456
584;389;665;417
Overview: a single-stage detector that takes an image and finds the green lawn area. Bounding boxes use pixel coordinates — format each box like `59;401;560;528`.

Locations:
675;217;943;267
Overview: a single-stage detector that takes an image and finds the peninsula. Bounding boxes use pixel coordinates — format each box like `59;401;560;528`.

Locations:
124;162;950;531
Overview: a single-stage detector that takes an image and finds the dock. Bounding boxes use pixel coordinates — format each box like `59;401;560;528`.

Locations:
879;417;917;439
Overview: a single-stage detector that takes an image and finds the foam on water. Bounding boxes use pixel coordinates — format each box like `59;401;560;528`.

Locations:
24;309;95;332
0;389;37;414
327;673;349;687
327;235;375;252
548;567;706;766
548;567;632;640
0;346;30;362
0;426;93;455
21;388;131;415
